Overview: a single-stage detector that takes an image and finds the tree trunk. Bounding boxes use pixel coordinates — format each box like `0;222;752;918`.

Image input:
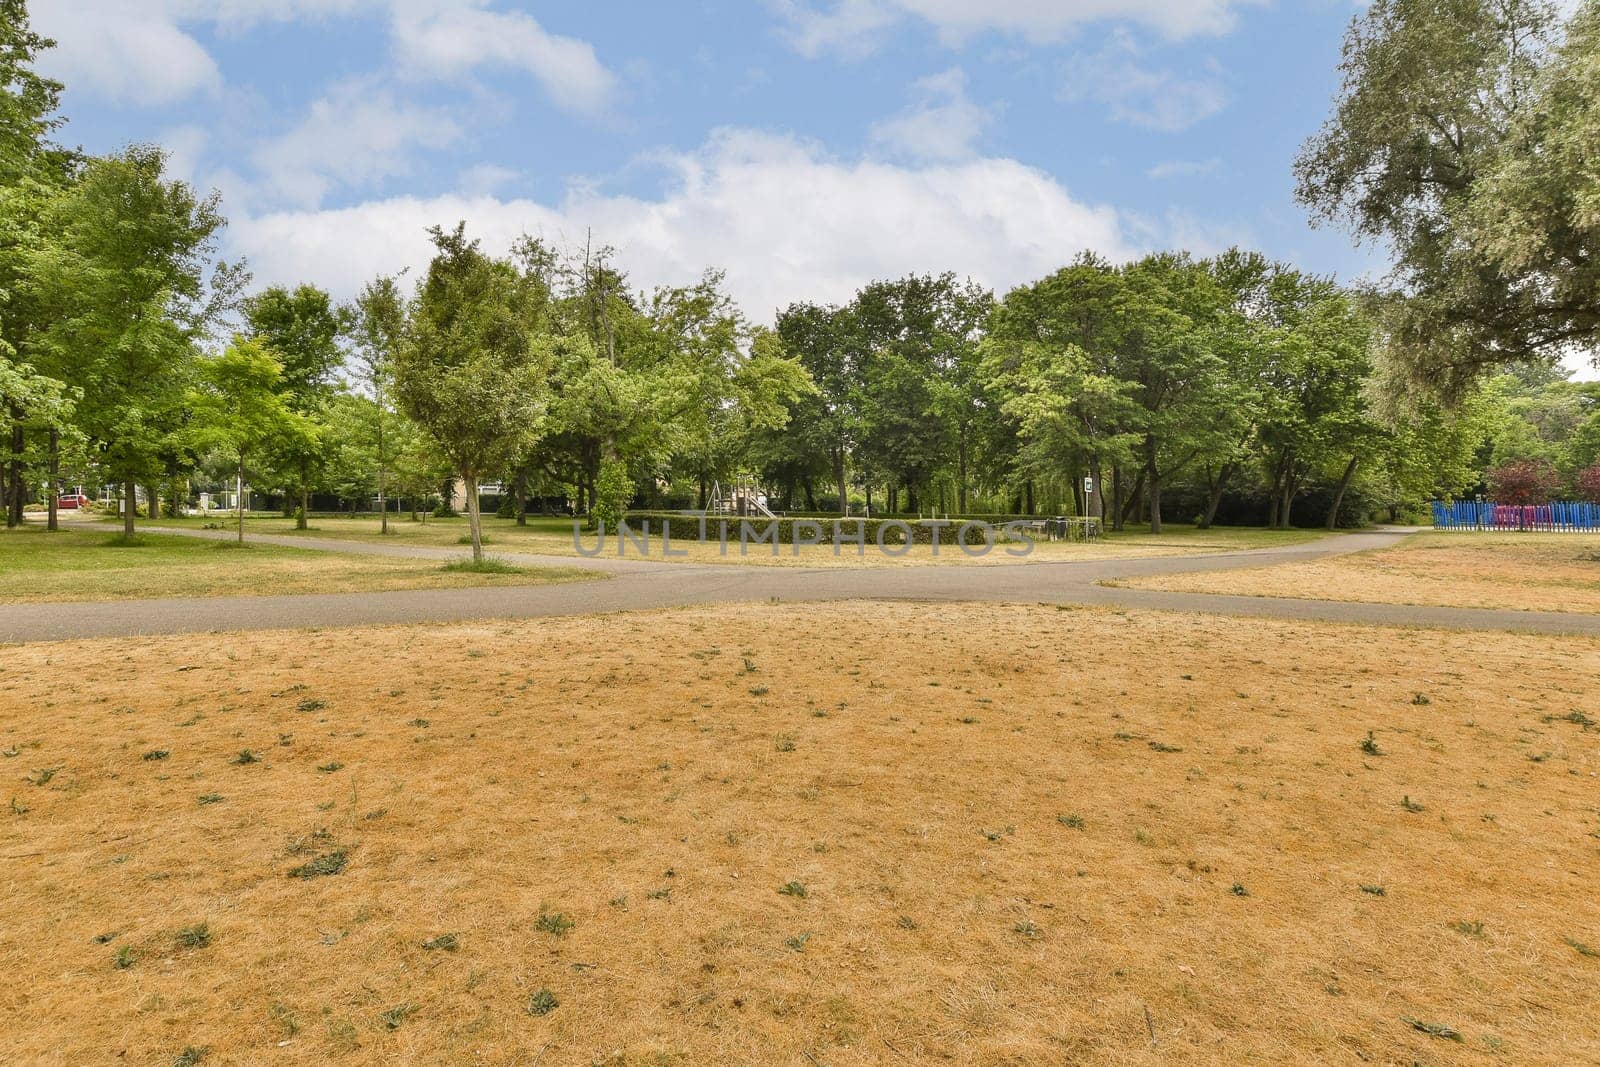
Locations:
864;483;873;516
1088;454;1105;521
803;477;816;511
378;464;389;535
1144;436;1162;534
123;478;137;537
1121;471;1146;526
834;447;847;517
296;458;309;529
1326;456;1359;530
514;469;528;527
146;484;160;522
697;475;707;511
957;429;969;514
237;455;246;544
1025;479;1035;516
8;418;26;527
464;471;484;563
47;429;59;532
1111;462;1125;532
1200;462;1235;530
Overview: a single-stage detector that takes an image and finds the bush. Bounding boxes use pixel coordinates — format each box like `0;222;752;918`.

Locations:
591;458;632;532
432;504;458;519
1576;461;1600;504
495;498;516;519
1488;458;1562;505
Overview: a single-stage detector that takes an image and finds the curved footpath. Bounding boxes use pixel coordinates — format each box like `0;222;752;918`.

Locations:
4;526;1598;643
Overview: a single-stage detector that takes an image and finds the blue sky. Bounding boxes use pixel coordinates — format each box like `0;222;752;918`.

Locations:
32;1;1386;323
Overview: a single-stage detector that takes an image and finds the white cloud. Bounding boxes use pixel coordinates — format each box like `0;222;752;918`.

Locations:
250;79;461;207
30;0;615;114
1060;33;1227;131
1147;158;1223;179
227;130;1136;318
30;1;222;106
777;0;1263;56
869;68;993;161
389;0;616;114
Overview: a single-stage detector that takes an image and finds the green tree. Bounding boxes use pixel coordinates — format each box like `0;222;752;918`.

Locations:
350;275;406;532
25;145;240;536
244;283;346;528
187;338;307;544
1296;0;1596;395
395;223;549;561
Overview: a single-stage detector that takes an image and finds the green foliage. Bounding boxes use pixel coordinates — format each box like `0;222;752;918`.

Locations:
1297;0;1597;394
590;456;631;531
396;223;550;560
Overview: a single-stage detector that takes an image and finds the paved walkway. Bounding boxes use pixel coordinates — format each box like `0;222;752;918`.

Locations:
5;525;1598;643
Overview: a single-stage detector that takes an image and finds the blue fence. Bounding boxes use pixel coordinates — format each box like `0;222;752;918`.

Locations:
1432;500;1600;531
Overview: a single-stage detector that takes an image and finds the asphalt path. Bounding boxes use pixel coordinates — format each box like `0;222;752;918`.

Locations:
4;524;1598;643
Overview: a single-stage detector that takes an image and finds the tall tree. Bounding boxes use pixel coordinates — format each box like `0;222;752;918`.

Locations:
187;338;306;543
245;283;346;528
1296;0;1597;394
395;223;549;562
25;145;240;536
350;275;405;533
1;0;69;528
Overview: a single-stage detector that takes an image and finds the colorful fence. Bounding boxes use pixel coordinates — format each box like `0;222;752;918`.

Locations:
1432;500;1600;531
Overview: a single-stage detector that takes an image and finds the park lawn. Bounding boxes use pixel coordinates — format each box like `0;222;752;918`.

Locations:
3;602;1597;1065
124;512;1334;567
0;525;599;604
1120;530;1600;614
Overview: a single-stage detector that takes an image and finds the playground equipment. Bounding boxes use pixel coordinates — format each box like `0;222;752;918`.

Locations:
707;474;776;518
1432;500;1600;531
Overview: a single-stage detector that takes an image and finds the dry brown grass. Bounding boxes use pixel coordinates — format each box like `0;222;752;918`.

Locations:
1121;531;1600;613
3;603;1598;1065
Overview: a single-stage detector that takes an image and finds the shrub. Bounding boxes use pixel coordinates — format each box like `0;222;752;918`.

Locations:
1487;458;1562;505
1576;461;1600;504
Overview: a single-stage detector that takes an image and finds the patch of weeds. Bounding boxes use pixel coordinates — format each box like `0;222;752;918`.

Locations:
773;734;796;752
1450;920;1485;938
171;1047;209;1067
1013;920;1040;938
1401;1016;1463;1042
379;1003;417;1030
296;699;326;712
363;808;387;821
748;685;769;697
645;887;671;900
175;923;212;949
92;931;119;944
113;945;137;969
1057;814;1085;830
609;895;628;910
536;910;574;938
409;718;430;728
1230;883;1250;897
143;749;170;761
1411;693;1432;706
422;933;459;951
958;716;979;725
1400;795;1425;813
231;750;260;765
270;1004;299;1037
778;881;808;899
287;850;348;879
784;933;811;952
1148;741;1183;753
896;915;918;930
1360;731;1382;756
317;762;344;773
527;988;559;1016
10;797;29;815
29;766;60;786
443;558;527;576
741;656;757;674
1564;937;1597;958
1360;884;1386;897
